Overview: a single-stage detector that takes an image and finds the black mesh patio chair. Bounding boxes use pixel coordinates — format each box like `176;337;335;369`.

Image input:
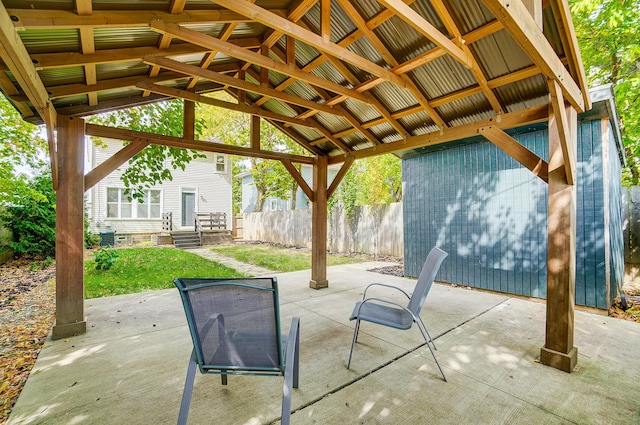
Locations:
347;247;448;381
174;277;300;425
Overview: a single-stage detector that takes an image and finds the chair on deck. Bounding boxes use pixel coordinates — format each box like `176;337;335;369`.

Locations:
347;247;448;381
174;277;300;425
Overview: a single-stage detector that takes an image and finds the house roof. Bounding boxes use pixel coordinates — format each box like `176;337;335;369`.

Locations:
0;0;589;164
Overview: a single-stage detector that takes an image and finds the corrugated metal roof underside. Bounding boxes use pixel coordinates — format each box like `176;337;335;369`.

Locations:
0;0;587;159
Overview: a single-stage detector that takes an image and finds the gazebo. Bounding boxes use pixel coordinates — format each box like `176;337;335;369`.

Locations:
0;0;589;373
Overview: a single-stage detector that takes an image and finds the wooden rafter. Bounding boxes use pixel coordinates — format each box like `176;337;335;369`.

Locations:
482;0;586;113
150;21;370;103
376;0;472;69
143;56;342;118
6;9;276;29
429;0;503;113
329;104;549;164
211;0;408;88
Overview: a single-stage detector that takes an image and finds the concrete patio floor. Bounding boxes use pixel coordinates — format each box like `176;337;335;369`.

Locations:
8;262;640;424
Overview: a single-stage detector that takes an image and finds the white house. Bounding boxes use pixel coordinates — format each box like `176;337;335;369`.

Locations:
239;164;339;213
86;137;233;242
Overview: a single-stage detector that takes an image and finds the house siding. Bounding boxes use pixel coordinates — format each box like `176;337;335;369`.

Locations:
403;120;623;309
87;138;232;235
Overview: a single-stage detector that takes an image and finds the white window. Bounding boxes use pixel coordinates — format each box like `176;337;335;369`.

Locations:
269;198;278;211
106;188;161;219
215;154;227;173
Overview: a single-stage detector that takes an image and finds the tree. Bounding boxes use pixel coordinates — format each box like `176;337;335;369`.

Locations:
198;93;307;212
329;154;402;215
0;93;49;205
570;0;640;184
0;172;56;258
88;100;207;199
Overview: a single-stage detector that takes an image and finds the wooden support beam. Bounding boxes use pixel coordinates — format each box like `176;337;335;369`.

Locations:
136;82;316;132
7;8;271;29
84;140;150;190
481;0;585;112
327;157;354;199
210;0;408;88
540;100;578;373
143;56;343;117
329;104;549;164
183;99;195;140
0;2;56;124
548;79;576;185
479;126;548;182
251;115;260;150
548;0;590;110
150;21;370;103
52;116;86;340
85;124;315;164
522;0;543;29
310;155;329;289
26;41;258;70
376;0;472;69
281;159;314;201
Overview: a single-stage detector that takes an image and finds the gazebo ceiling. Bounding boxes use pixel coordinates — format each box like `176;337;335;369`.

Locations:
0;0;589;162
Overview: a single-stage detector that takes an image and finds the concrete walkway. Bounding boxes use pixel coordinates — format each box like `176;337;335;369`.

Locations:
8;264;640;425
187;247;275;276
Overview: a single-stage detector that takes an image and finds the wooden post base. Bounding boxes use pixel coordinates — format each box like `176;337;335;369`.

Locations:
540;346;578;373
309;279;328;289
52;320;87;340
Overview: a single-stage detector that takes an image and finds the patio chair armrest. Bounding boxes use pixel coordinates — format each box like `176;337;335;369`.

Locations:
355;297;419;323
282;316;300;425
363;283;411;301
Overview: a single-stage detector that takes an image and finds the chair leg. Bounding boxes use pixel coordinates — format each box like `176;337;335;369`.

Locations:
347;319;361;370
282;317;300;425
418;317;437;350
177;350;198;425
416;323;447;382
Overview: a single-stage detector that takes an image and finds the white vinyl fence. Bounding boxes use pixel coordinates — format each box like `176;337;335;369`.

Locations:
242;202;403;257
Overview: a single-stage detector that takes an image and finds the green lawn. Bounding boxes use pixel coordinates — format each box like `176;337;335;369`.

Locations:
84;247;243;299
210;244;369;272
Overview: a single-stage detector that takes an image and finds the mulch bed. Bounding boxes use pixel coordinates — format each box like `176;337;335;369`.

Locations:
0;260;56;424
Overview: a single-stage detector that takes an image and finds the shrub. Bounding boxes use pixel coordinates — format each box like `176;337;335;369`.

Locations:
0;172;56;258
93;247;118;270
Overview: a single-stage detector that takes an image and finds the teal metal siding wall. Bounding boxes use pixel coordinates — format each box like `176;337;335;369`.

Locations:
607;123;625;298
403;120;621;308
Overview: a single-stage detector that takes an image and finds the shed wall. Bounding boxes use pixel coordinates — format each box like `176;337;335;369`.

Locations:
403;120;623;308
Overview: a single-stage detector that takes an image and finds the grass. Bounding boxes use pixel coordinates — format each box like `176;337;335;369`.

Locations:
84;247;243;299
210;243;370;272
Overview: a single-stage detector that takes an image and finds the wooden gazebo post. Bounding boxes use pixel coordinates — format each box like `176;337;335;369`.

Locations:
310;155;328;289
541;85;579;372
52;115;87;340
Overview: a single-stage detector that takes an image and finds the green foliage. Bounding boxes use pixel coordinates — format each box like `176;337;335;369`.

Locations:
88;99;207;199
210;244;369;272
84;247;243;298
329;154;402;216
0;173;55;257
93;247;119;270
0;93;49;206
0;172;56;258
84;203;100;249
29;256;54;271
198;94;309;211
570;0;640;184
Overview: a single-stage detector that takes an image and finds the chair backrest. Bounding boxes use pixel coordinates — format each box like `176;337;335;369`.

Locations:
174;277;284;376
406;247;448;316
